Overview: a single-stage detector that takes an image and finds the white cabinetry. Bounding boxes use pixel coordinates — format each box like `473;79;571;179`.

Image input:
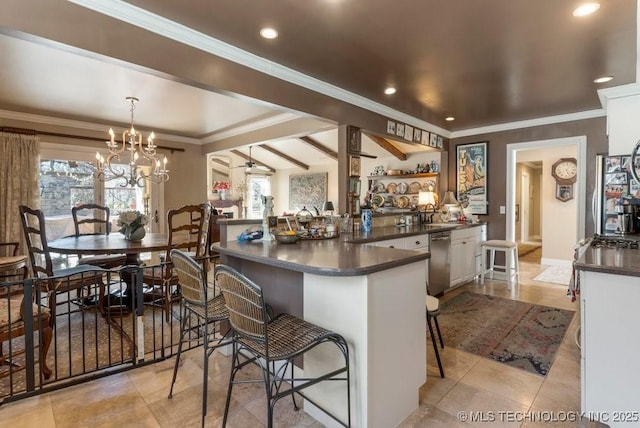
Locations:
580;269;640;427
371;234;430;282
450;226;484;287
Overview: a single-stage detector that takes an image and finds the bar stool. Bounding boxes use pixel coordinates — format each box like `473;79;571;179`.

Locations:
480;240;519;289
426;294;444;378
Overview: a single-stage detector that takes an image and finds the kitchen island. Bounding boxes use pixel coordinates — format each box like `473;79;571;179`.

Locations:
574;240;640;427
212;237;428;428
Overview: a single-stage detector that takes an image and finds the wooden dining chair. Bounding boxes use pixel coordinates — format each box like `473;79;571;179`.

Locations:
0;242;28;283
19;205;106;325
142;204;211;322
71;203;127;269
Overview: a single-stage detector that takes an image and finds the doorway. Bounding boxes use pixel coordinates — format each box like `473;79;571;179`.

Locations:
506;136;586;265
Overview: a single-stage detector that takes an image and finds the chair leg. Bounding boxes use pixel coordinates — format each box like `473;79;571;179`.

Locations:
489;249;496;280
290;359;299;411
201;314;209;428
427;315;444;378
168;303;189;399
433;315;444;349
222;340;239;428
39;319;53;380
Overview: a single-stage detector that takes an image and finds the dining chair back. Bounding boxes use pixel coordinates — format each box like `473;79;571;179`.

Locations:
143;203;211;322
167;249;230;427
19;205;106;324
215;264;351;428
71;203;126;269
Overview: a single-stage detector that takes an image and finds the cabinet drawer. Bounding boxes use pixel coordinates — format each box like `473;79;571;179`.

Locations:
374;237;406;249
405;234;429;250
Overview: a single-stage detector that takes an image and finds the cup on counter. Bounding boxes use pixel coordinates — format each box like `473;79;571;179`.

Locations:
404;215;413;225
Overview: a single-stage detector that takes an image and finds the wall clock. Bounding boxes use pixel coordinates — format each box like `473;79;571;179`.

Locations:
551;158;577;202
551;158;577;184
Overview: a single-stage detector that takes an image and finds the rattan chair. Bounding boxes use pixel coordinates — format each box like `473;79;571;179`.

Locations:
426;294;444;378
19;205;106;324
0;242;28;282
215;265;351;428
167;249;230;427
142;204;211;322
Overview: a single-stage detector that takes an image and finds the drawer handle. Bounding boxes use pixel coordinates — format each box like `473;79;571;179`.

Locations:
415;240;421;245
389;245;395;248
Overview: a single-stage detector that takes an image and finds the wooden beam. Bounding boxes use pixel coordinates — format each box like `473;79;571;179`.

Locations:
365;133;407;161
298;136;338;161
210;157;229;168
230;149;276;173
258;144;309;170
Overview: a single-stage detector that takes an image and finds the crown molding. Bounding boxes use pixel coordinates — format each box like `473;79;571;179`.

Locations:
449;109;606;139
597;82;640;109
69;0;449;137
0;109;201;145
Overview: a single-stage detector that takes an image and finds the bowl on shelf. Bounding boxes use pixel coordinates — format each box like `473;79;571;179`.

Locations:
274;233;300;244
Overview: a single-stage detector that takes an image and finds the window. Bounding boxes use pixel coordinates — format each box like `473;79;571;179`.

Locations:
247;175;271;219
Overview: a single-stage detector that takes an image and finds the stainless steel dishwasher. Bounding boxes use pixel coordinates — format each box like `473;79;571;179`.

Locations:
428;231;451;296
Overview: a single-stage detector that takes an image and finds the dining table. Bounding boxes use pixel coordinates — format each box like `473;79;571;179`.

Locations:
48;233;169;317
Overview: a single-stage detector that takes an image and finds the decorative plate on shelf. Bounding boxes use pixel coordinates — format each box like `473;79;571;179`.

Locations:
371;194;384;208
385;195;395;206
396;196;410;208
408;182;421;194
372;182;386;193
396;182;408;194
386;182;397;194
421;180;436;191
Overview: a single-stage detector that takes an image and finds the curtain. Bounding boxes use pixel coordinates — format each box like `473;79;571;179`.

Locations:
0;132;40;256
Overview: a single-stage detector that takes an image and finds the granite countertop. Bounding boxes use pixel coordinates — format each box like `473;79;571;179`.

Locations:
575;246;640;277
345;222;485;244
212;222;484;277
212;238;429;277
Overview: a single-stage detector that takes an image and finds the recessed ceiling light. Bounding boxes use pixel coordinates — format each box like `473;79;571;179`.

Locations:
445;116;455;122
573;3;600;17
593;75;613;83
260;28;278;39
384;87;396;95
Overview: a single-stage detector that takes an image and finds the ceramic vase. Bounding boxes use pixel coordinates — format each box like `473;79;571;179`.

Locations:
361;209;372;232
219;190;226;200
125;226;146;242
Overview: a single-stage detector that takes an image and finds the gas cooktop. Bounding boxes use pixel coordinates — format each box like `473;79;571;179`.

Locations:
590;234;640;249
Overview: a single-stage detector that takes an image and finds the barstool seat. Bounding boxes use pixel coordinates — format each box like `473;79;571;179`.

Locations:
480;240;520;289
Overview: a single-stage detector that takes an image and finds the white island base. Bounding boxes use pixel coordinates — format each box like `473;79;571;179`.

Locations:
302;262;427;428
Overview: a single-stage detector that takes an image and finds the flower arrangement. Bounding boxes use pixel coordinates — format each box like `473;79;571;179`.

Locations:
213;180;230;191
117;210;148;234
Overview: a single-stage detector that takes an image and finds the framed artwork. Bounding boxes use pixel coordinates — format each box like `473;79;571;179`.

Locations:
396;123;405;137
289;173;328;211
420;131;430;145
349;177;361;196
429;133;437;147
404;124;414;141
386;120;396;135
349;156;361;177
456;141;488;215
556;184;574;202
413;128;422;142
347;125;361;154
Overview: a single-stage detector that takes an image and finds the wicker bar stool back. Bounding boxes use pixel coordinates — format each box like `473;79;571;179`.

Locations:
167;249;230;428
215;264;351;428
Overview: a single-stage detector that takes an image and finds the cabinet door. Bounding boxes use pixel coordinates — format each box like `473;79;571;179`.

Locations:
462;241;477;281
450;239;465;286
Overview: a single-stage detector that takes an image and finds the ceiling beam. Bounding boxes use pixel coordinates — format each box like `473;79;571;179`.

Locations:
365;133;407;161
298;136;338;161
258;144;309;170
230;149;276;173
210;157;229;168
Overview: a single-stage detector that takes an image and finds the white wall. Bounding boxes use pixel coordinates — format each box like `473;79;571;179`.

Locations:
517;146;578;263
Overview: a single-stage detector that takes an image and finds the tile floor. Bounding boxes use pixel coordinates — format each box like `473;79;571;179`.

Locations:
0;259;604;427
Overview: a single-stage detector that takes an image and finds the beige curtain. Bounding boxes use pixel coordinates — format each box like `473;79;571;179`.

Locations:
0;132;40;256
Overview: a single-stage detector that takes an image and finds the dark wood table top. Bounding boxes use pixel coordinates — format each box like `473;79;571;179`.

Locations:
48;233;169;256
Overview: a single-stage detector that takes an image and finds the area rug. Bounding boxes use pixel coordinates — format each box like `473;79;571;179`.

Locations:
533;265;572;286
438;292;574;376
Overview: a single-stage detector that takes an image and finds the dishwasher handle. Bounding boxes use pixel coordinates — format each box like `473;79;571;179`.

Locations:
430;232;451;241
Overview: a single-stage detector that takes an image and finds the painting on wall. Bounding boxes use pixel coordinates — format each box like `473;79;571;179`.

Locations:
289;173;328;211
456;141;488;215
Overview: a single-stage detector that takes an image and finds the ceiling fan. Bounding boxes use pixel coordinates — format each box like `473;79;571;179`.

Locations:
236;146;272;174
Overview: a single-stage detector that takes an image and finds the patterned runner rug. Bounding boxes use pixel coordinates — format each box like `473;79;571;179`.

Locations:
438;292;574;376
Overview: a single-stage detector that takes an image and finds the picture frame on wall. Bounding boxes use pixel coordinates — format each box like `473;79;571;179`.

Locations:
347;125;361;154
289;173;328;211
456;141;488;215
349;156;361;177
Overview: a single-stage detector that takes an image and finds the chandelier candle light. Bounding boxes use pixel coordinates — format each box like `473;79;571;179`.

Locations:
95;96;169;187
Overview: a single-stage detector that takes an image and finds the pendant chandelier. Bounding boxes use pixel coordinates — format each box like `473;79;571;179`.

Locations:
95;96;169;187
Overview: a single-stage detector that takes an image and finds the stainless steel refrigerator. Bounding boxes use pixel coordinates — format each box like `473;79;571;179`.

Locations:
593;153;639;235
